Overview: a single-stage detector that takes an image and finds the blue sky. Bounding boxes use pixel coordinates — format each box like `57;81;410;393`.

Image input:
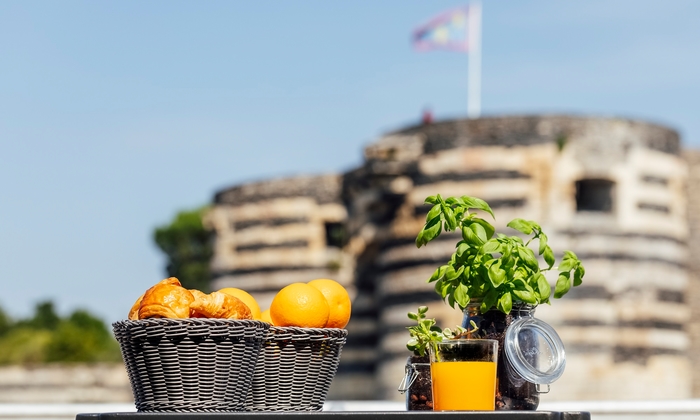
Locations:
1;1;699;323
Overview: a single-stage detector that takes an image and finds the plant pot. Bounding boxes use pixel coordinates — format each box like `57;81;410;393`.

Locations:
462;303;539;411
398;355;433;411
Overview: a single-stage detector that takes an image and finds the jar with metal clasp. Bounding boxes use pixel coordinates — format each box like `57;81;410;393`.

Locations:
398;355;433;410
462;301;566;410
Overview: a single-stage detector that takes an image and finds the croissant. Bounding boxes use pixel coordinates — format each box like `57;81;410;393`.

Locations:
138;277;194;319
190;291;252;319
189;289;207;318
128;294;143;320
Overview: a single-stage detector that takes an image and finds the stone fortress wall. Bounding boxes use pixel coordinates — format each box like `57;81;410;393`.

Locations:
207;115;698;402
206;174;355;314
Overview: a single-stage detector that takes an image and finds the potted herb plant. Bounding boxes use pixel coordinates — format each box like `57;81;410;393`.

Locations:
415;194;585;410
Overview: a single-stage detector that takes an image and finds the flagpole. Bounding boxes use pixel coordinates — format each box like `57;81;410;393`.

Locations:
467;1;482;119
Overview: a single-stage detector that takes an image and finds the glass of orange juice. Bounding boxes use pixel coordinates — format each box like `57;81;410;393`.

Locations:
429;339;499;411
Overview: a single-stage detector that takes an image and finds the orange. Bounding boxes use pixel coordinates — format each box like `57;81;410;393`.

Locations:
270;283;330;328
260;309;273;324
307;279;351;329
218;287;262;320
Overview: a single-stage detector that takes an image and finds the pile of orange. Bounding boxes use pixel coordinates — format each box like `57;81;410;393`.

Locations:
223;279;351;329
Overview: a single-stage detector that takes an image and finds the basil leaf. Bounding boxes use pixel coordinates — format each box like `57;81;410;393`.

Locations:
517;246;540;271
415;229;425;248
507;218;533;235
424;195;439;205
462;224;485;246
497;292;513;314
421;216;442;244
538;232;548;255
428;265;447;283
461;196;495;219
454;283;469;309
447;293;456;309
443;205;457;231
470;222;488;244
472;217;496;240
446;265;464;281
481;288;499;312
535;273;551;302
511;279;538;304
554;273;571;298
488;260;506;288
574;266;584;286
558;259;575;272
481;239;501;254
456;242;470;257
445;197;459;205
543;246;555;269
427;204;441;221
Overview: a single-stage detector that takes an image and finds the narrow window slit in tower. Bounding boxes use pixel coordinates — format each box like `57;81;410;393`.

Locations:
575;179;615;212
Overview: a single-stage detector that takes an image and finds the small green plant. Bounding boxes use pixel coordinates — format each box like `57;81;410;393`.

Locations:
406;306;443;357
415;195;584;314
406;306;480;357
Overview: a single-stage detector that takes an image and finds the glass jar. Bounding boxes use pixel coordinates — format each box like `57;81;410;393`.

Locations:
462;302;543;410
398;355;433;410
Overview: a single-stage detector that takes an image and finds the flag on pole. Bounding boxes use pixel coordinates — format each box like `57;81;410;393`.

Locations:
412;3;482;118
412;6;471;52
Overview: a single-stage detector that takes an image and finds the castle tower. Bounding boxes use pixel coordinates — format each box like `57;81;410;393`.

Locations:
206;174;354;314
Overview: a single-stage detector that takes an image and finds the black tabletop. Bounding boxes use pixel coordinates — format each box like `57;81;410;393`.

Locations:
76;411;590;420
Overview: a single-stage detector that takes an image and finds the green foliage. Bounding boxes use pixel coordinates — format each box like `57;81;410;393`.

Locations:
15;301;60;330
416;195;585;314
406;306;444;357
154;207;213;292
0;307;11;336
45;310;121;363
0;301;121;365
406;306;477;357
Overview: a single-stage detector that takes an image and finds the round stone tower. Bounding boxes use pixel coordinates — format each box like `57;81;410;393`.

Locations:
342;115;690;401
206;174;354;313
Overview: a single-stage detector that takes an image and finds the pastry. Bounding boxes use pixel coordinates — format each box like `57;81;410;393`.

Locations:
128;294;143;320
138;277;195;319
128;277;184;319
189;289;207;318
190;291;252;319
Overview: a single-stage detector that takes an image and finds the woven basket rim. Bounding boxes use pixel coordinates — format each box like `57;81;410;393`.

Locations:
267;326;348;334
113;318;267;325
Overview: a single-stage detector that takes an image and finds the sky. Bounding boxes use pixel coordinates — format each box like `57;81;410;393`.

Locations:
1;1;699;324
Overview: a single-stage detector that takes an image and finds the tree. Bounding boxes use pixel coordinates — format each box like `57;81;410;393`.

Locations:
45;310;121;363
0;307;10;336
0;302;121;365
15;301;60;330
153;207;213;291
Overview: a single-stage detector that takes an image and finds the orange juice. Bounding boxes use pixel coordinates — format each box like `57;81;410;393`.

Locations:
430;360;497;411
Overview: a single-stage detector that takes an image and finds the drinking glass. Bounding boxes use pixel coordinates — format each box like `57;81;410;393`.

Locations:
429;339;499;411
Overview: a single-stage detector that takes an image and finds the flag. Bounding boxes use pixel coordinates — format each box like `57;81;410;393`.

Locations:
412;6;471;52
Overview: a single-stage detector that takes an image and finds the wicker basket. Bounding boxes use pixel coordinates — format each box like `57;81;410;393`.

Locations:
113;318;269;412
245;326;348;411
